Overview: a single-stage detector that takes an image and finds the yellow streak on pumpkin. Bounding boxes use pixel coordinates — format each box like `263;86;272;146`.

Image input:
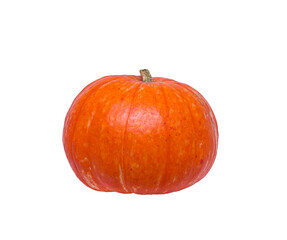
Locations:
119;165;128;192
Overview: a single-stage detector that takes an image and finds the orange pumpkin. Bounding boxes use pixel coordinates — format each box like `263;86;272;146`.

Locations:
63;69;218;194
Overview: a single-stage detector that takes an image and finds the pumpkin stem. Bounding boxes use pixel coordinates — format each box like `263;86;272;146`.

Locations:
139;69;153;82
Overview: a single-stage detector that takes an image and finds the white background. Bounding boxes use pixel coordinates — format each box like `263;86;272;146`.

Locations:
1;0;286;239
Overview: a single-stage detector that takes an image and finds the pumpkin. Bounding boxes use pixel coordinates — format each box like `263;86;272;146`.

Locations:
63;69;218;194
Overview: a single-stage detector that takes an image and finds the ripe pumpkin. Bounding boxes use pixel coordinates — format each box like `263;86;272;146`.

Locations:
63;69;218;194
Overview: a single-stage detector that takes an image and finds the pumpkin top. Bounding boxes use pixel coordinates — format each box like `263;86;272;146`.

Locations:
139;69;153;83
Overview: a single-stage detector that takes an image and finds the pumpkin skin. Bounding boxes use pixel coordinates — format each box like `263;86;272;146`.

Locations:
63;71;218;194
